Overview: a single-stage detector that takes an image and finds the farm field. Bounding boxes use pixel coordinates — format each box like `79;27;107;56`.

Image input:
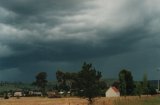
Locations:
0;96;160;105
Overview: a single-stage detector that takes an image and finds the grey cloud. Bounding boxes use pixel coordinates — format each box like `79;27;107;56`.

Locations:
0;0;160;81
0;43;14;58
0;68;22;81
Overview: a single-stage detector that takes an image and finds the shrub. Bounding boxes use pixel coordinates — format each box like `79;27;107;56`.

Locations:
4;93;9;99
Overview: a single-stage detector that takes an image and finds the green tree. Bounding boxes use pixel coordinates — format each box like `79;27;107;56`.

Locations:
77;62;102;105
56;70;67;91
55;62;102;104
136;82;143;98
35;72;48;95
148;84;157;95
99;80;108;96
119;72;126;96
56;70;78;91
119;69;134;96
142;73;149;95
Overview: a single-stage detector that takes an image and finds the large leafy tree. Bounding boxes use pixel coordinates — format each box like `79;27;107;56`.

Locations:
35;72;48;95
141;73;156;95
119;72;126;96
56;70;67;90
56;62;102;105
119;69;134;96
142;73;149;94
136;82;143;98
77;62;102;104
56;70;78;91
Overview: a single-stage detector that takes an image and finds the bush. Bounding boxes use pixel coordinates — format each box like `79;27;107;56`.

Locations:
4;93;9;99
148;87;157;95
16;95;20;99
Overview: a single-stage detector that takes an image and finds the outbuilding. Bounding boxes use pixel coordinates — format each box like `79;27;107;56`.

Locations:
14;92;23;97
105;87;120;97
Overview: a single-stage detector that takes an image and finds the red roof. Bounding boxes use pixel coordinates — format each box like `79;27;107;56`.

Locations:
111;87;119;93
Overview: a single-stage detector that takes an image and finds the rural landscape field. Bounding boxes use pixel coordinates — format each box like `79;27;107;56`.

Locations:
1;0;160;105
0;96;160;105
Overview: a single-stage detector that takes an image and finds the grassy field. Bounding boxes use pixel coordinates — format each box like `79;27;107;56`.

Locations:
112;96;160;105
0;96;160;105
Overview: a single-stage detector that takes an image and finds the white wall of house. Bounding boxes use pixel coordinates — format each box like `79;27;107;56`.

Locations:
14;92;23;97
33;92;43;96
105;87;120;97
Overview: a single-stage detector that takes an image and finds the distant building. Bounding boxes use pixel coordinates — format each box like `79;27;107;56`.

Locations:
7;92;12;97
105;87;120;97
29;91;42;96
14;92;23;97
47;91;60;98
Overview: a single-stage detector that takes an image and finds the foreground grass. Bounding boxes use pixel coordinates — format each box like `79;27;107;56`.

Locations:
142;96;160;105
113;96;160;105
0;96;160;105
0;97;88;105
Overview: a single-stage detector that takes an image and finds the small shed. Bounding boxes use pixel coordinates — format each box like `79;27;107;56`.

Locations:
105;87;120;97
14;92;23;97
47;91;60;98
29;91;42;96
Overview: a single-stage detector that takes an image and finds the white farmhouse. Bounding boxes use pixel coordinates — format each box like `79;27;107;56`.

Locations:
105;87;120;97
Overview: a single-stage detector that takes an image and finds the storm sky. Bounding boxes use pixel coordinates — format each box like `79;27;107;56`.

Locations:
0;0;160;82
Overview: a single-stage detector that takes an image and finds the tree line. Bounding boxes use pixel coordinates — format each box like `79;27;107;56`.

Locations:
34;62;157;104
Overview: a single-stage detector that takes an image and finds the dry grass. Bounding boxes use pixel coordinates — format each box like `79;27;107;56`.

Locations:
0;96;159;105
113;96;160;105
0;97;88;105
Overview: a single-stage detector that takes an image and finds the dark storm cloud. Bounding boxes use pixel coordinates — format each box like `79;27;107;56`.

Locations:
0;0;90;25
0;0;87;15
0;0;160;81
